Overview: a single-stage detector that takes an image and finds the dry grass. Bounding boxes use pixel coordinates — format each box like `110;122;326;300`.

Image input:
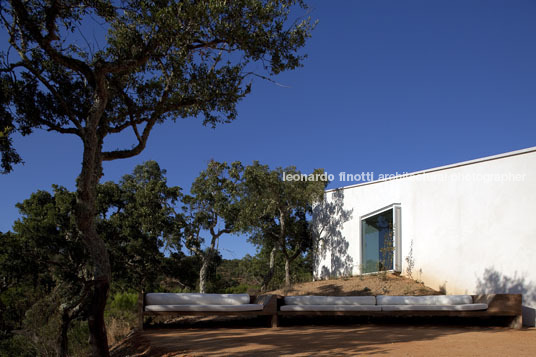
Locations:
268;273;441;296
106;316;133;346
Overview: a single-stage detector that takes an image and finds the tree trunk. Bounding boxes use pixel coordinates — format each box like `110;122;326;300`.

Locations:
137;290;145;331
199;255;209;294
261;245;277;291
57;313;70;357
75;130;111;356
284;258;291;287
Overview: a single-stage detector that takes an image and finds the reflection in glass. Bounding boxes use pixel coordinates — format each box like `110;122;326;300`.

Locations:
362;209;394;273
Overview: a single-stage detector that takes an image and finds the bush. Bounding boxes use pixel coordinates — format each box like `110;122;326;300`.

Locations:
222;284;259;294
107;292;138;315
0;333;37;357
105;291;138;347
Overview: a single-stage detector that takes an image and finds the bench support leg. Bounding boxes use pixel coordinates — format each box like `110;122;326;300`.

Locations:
271;314;279;328
509;315;523;329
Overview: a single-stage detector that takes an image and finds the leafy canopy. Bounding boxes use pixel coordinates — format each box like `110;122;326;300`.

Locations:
96;160;183;291
0;0;315;172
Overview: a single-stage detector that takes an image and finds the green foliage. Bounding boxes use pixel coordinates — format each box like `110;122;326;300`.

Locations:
182;160;244;248
253;247;313;290
1;1;316;352
0;0;315;173
0;188;90;355
0;334;37;357
106;292;138;315
181;160;244;292
98;160;183;292
65;321;90;357
213;252;313;293
222;284;255;294
240;161;327;286
102;292;139;350
0;162;188;354
160;254;202;292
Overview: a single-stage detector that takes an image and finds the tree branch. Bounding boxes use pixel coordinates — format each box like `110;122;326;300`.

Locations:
187;38;225;51
101;115;157;161
99;43;154;75
210;226;232;240
21;63;83;134
43;123;80;135
10;0;96;88
102;93;196;160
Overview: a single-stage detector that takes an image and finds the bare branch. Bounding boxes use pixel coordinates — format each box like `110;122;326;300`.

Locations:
210;226;232;240
187;38;225;51
244;72;291;88
101;116;156;161
102;90;196;160
0;61;25;72
107;118;144;134
130;119;142;143
44;124;79;135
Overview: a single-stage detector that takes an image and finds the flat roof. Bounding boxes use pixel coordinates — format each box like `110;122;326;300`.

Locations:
326;145;536;193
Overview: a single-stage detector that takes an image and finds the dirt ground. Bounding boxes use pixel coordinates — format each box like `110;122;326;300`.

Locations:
112;323;536;356
267;273;440;296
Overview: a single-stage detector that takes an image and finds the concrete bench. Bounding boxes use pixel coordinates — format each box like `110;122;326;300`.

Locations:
139;293;278;329
277;294;522;329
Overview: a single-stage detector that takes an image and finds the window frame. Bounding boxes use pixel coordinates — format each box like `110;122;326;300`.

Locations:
360;203;402;274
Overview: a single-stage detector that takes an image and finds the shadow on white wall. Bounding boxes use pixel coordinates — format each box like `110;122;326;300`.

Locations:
313;189;354;279
476;267;536;327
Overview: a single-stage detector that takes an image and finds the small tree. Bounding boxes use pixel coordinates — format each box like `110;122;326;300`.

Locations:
182;160;243;293
0;1;314;353
242;162;327;288
97;161;183;292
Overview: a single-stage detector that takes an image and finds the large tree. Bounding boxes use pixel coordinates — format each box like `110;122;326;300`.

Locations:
0;1;314;354
242;162;327;289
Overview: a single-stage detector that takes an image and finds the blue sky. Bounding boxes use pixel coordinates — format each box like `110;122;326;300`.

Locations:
1;0;535;259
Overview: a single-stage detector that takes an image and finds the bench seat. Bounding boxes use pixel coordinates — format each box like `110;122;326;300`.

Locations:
283;295;376;305
280;304;381;312
140;293;279;329
377;295;473;305
277;294;522;328
145;304;264;312
380;303;488;311
145;293;250;305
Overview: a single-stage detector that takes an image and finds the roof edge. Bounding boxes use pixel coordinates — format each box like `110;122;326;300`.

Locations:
325;145;536;193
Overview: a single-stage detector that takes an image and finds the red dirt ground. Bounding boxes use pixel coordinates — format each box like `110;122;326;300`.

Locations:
112;324;536;356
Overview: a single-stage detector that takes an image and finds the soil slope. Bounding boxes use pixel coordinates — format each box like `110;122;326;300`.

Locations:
268;273;440;296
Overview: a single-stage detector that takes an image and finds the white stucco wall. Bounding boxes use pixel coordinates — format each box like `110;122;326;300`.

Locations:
313;147;536;326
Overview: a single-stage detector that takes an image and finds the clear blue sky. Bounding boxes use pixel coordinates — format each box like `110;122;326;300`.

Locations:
1;0;535;259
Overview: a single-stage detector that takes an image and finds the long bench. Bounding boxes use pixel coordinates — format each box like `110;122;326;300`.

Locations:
139;293;522;329
277;294;522;329
139;293;278;329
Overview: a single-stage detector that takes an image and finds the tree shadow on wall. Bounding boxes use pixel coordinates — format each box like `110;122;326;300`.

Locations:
312;189;354;279
476;267;536;327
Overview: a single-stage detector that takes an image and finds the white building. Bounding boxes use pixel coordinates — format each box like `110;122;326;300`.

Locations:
313;146;536;326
